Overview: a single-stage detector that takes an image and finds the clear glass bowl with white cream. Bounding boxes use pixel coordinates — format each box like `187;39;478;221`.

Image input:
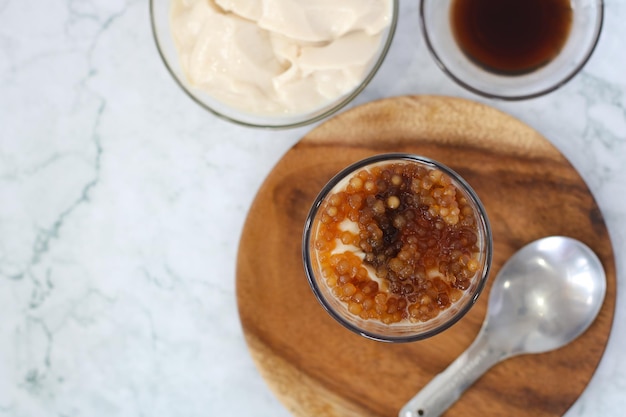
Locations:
303;154;492;342
150;0;398;129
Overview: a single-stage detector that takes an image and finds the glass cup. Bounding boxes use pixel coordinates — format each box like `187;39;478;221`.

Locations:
303;154;492;342
420;0;604;100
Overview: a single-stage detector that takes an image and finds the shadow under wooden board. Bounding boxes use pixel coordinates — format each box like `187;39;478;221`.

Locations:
236;96;616;417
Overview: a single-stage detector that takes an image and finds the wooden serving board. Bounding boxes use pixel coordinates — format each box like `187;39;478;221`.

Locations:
236;96;616;417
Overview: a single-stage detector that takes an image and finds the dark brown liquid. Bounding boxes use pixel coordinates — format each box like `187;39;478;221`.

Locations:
451;0;573;75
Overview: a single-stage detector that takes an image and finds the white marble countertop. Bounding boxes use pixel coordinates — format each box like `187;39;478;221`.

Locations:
1;1;625;416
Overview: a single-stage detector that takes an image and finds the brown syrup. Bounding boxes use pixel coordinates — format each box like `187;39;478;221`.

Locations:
451;0;573;75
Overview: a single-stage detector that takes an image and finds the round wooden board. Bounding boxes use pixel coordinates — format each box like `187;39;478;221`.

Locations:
236;96;616;417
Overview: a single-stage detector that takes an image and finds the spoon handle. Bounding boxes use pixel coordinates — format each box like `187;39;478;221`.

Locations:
399;331;504;417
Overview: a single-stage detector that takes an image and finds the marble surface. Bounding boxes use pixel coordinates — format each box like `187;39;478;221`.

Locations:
0;1;625;416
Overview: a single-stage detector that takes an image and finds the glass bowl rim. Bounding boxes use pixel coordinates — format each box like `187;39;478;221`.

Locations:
149;0;399;129
302;153;493;343
418;0;605;101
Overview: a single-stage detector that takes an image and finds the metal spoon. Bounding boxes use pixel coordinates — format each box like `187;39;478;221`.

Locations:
399;236;606;417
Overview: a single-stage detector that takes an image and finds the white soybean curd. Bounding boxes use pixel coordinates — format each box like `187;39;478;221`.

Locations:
170;0;392;116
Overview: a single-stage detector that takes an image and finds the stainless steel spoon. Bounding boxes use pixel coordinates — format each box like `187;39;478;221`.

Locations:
399;236;606;417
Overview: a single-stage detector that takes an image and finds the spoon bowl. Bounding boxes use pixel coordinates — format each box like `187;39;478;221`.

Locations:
485;236;606;355
400;236;606;417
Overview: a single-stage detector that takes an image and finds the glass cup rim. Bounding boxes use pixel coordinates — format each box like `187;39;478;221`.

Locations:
149;0;399;129
302;153;493;343
419;0;605;101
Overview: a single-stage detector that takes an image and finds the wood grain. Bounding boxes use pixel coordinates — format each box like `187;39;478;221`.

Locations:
236;96;616;417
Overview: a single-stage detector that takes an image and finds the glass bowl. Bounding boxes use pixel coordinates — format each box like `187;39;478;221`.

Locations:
302;154;492;343
150;0;398;129
420;0;604;100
